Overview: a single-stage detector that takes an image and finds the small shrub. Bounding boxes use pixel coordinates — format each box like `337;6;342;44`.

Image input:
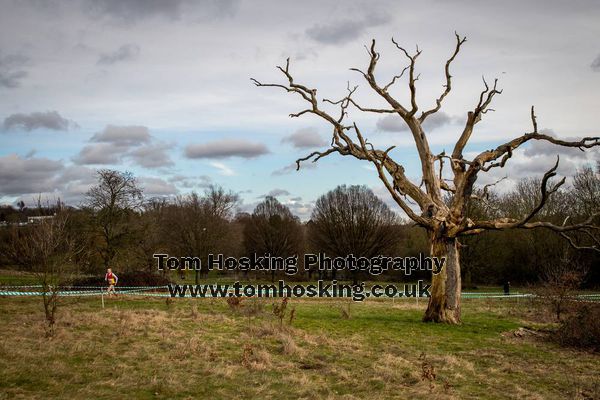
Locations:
421;359;435;381
40;285;61;338
419;352;436;390
554;303;600;351
272;297;289;327
165;297;174;309
241;343;254;368
242;298;264;316
278;331;300;355
240;343;272;370
340;302;351;319
227;296;243;310
535;257;585;321
189;304;199;319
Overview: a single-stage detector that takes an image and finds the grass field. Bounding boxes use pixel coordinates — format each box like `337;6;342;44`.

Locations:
0;294;598;399
0;270;40;286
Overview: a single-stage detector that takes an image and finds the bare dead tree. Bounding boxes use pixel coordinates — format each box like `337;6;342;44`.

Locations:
253;33;600;323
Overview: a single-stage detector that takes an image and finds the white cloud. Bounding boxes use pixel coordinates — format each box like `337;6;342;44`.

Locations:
210;161;235;176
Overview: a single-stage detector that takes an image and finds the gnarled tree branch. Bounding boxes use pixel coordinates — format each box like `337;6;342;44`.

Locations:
420;32;467;123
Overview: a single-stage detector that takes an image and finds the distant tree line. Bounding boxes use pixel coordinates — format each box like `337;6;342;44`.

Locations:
1;164;598;287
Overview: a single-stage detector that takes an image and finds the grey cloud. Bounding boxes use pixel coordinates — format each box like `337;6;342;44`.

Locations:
168;174;187;183
267;189;290;197
284;199;315;221
74;125;171;168
372;185;407;217
527;156;577;176
0;52;29;89
84;0;239;23
281;127;327;148
97;44;141;65
73;143;122;165
376;112;459;132
591;54;600;72
85;0;186;21
424;112;462;131
90;125;151;146
503;154;579;179
287;47;318;62
0;155;95;205
305;13;391;45
53;165;97;205
272;162;317;176
139;176;178;197
185;139;269;159
58;164;96;184
2;111;77;132
477;141;597;192
128;143;174;168
168;174;212;189
376;115;404;132
0;154;64;195
0;70;27;89
193;175;213;188
523;129;598;158
239;197;312;220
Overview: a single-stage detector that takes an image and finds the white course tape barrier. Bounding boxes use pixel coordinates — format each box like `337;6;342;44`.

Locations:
0;285;599;300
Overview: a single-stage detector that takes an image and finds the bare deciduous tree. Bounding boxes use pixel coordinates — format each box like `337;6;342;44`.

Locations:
161;185;239;282
536;254;586;321
84;169;143;270
571;162;600;217
243;196;304;282
253;34;600;323
309;185;399;284
7;212;77;337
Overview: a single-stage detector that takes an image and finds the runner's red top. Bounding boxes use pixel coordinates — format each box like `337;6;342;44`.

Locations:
105;272;118;284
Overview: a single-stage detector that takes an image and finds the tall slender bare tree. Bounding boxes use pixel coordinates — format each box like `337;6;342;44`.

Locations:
253;34;600;323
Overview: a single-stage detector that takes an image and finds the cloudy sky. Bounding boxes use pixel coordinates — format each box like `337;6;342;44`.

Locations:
1;0;599;219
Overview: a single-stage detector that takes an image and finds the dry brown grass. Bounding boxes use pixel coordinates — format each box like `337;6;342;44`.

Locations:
0;296;598;399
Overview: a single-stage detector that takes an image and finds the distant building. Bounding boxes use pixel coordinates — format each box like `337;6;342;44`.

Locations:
27;215;55;225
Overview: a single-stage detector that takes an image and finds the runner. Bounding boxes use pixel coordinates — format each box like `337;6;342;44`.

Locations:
105;268;118;296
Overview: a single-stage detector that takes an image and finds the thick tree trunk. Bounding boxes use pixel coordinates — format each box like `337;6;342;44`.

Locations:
423;236;461;324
